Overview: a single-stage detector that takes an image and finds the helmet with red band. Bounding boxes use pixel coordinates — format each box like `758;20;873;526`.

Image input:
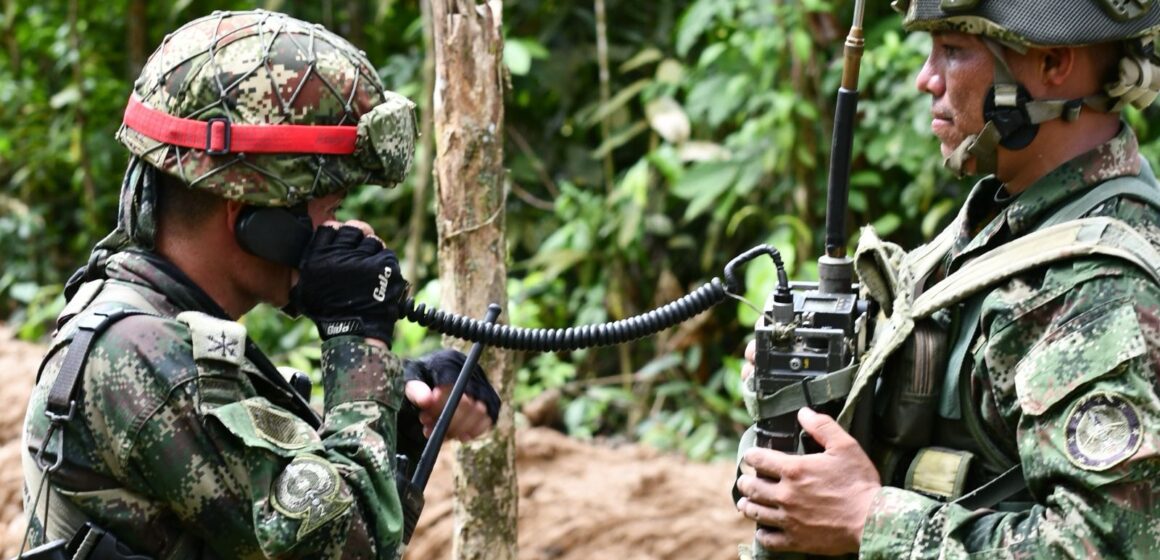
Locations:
116;9;416;207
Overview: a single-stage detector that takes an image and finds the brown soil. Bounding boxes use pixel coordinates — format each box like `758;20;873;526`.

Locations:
0;326;752;559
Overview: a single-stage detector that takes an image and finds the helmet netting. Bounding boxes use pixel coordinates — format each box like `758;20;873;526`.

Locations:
117;10;395;207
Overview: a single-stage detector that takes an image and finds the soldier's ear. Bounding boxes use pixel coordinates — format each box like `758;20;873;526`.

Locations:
225;200;247;236
1039;46;1075;88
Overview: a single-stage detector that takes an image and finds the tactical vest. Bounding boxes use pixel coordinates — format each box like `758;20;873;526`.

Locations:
848;163;1160;503
23;276;319;559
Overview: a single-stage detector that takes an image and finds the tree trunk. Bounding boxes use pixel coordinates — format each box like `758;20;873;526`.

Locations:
429;1;515;559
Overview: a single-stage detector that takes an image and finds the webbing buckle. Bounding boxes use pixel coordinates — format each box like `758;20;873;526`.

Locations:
35;402;75;474
205;117;232;155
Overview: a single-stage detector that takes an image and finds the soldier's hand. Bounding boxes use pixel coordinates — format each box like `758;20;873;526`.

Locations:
735;407;880;555
292;221;406;346
402;349;500;442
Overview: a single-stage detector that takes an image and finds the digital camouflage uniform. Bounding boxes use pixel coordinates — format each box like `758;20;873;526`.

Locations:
24;251;405;558
850;1;1160;556
21;10;417;559
860;125;1160;556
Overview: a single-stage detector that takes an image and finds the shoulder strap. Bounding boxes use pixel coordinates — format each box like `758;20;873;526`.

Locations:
46;308;153;421
1038;173;1160;230
915;217;1160;318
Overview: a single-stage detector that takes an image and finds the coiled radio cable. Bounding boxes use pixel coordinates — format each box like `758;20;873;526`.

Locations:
400;244;788;352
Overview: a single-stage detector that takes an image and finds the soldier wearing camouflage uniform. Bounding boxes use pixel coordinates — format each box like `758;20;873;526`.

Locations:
735;0;1160;557
21;10;497;559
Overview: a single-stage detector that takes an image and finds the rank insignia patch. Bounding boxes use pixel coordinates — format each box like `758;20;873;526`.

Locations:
1065;393;1142;471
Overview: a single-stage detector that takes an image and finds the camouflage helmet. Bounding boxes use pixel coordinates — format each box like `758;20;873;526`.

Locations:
116;9;416;207
894;0;1160;48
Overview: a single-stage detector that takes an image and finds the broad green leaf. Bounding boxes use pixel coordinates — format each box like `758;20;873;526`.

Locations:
672;161;737;200
584;79;650;128
645;97;690;144
504;40;533;76
921;198;957;238
620;47;663;73
655;59;685;84
49;86;80;109
676;0;719;56
677;141;730;162
872;213;902;237
647;145;684;182
591;120;649;159
791;28;813;64
636;353;684;382
850;170;884;188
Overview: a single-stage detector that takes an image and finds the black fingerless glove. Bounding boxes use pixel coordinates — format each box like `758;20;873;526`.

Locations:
292;225;407;345
402;349;502;424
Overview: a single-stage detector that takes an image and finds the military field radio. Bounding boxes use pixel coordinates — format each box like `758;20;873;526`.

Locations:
751;0;872;456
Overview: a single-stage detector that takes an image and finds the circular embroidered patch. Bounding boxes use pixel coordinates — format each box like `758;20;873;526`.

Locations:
1064;393;1142;471
274;456;338;516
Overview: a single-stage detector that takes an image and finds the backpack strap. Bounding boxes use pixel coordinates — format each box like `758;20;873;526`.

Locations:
44;308;153;428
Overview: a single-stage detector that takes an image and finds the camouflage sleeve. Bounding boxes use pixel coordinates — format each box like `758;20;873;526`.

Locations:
860;268;1160;559
95;320;403;559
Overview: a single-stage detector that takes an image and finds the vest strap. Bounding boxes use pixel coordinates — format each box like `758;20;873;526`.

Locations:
46;309;152;421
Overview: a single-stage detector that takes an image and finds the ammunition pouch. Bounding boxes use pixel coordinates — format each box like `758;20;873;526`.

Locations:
849;219;955;484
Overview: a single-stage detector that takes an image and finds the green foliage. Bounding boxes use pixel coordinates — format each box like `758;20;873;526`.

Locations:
8;0;1160;465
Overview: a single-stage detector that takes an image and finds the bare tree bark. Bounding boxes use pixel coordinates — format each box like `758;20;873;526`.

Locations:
429;1;515;559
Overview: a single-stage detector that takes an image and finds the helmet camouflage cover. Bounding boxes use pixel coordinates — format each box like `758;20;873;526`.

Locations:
117;10;416;207
893;0;1160;47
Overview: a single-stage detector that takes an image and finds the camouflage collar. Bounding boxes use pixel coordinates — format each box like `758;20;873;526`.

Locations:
1003;124;1142;235
104;250;232;320
947;124;1141;267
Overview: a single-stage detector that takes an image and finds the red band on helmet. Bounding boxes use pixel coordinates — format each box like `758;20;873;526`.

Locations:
122;95;359;155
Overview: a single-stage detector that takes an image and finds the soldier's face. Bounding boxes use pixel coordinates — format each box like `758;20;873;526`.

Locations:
916;32;992;171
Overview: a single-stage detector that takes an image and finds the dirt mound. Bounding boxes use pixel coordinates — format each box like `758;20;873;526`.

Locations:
407;428;751;559
0;327;752;559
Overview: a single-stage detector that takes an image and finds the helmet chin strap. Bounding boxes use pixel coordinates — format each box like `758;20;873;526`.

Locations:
942;38;1115;178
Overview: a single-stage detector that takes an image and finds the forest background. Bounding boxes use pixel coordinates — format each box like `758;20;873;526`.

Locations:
3;0;1160;465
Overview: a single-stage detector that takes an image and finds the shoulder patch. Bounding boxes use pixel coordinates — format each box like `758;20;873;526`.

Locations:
207;397;323;455
243;399;316;450
272;455;353;540
177;311;246;366
1064;393;1143;471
